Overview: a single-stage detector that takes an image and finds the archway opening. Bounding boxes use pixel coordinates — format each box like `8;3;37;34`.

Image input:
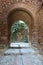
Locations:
11;20;29;43
8;9;34;47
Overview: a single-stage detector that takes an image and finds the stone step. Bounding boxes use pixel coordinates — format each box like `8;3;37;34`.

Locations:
4;48;36;55
10;42;31;48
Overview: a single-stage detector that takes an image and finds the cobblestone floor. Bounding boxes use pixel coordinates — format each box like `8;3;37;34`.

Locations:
0;43;43;65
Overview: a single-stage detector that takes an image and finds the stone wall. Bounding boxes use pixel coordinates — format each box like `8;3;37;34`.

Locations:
37;7;43;45
36;7;43;55
0;0;43;49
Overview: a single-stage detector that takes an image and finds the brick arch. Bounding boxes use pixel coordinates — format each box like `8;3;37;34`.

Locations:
8;8;34;26
6;3;38;46
7;3;35;20
8;9;34;44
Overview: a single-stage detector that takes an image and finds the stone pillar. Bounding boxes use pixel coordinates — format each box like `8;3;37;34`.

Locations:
33;19;39;48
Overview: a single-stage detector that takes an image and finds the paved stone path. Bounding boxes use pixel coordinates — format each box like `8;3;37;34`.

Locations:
0;43;43;65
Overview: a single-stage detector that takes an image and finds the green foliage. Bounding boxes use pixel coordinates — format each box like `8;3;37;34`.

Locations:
11;32;17;42
11;20;29;43
11;20;28;33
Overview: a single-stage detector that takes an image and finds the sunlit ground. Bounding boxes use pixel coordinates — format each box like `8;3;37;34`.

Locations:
0;42;43;65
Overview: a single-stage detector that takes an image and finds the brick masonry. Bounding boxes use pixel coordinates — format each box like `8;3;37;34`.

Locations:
0;0;43;53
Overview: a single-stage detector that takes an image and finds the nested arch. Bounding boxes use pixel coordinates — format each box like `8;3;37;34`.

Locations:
8;8;34;44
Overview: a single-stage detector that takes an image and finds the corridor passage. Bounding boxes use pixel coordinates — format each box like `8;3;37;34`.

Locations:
0;43;43;65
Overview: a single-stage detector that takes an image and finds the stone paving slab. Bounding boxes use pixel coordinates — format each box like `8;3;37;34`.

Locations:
0;43;43;65
4;49;20;54
22;54;43;65
0;55;21;65
0;54;43;65
4;47;36;55
20;48;35;53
